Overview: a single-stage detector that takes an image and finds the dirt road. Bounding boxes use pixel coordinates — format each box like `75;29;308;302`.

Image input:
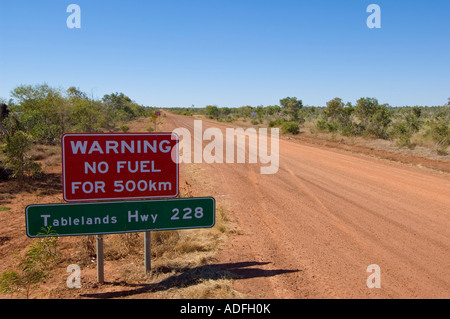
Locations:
163;112;450;299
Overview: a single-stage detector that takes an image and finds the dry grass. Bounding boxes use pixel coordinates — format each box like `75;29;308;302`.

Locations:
43;176;237;299
65;201;238;299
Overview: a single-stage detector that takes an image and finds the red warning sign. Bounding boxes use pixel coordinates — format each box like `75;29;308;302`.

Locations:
62;133;179;202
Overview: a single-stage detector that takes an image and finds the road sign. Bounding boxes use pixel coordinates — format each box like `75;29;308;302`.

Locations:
62;133;179;202
26;197;215;238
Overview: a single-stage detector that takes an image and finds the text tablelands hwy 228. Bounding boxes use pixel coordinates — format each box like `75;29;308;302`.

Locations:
26;197;215;238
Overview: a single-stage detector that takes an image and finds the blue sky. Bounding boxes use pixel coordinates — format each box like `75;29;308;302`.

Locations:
0;0;449;107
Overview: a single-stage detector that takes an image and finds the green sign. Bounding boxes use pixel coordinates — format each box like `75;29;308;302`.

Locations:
26;197;215;238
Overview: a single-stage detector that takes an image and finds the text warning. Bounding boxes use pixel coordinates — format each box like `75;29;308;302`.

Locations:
62;133;179;202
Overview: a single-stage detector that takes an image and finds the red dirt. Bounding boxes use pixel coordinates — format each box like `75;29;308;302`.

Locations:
1;112;449;299
164;112;450;299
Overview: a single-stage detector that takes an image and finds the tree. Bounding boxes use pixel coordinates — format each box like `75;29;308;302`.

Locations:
102;92;145;124
3;84;149;147
280;97;303;121
266;105;281;116
11;84;66;143
205;105;220;119
321;98;355;135
340;103;355;127
221;107;232;117
355;97;379;128
354;97;392;138
256;105;265;120
70;98;103;133
324;97;345;121
366;105;392;139
393;107;422;148
429;106;450;154
0;104;9;135
1;131;42;180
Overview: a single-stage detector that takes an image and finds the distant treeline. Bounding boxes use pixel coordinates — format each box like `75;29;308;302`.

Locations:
0;84;155;179
166;96;450;154
1;86;449;179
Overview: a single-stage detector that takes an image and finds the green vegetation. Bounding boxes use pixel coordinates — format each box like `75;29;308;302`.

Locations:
0;227;60;299
1;130;42;179
1;86;449;182
392;106;422;148
280;97;303;122
0;84;155;179
281;121;300;135
428;105;450;154
167;96;450;154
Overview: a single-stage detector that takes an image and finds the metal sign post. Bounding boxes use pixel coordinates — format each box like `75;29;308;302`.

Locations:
144;231;151;274
96;235;104;284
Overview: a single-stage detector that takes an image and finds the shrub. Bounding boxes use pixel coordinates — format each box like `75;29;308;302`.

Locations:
268;117;286;127
205;105;220;119
341;123;363;137
0;228;60;299
316;120;339;133
391;107;422;148
366;107;392;139
1;131;42;179
280;97;303;121
281;121;300;135
430;118;450;154
425;106;450;154
316;120;328;131
393;122;412;148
